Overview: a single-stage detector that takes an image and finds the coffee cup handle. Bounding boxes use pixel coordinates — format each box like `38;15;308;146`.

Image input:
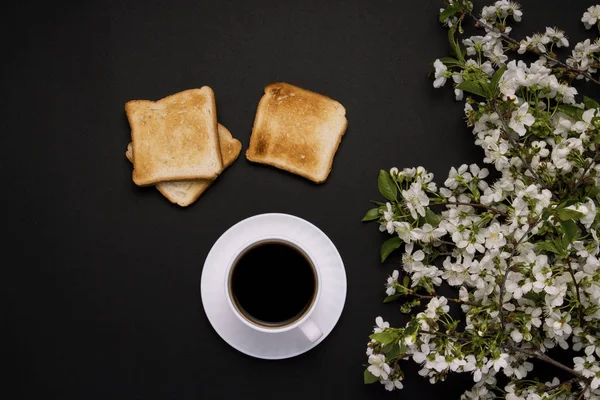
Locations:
299;318;322;342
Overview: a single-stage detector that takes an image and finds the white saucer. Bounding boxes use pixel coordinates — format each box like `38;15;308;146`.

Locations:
200;213;347;360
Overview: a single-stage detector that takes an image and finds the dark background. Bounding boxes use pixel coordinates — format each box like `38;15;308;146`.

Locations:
3;0;599;398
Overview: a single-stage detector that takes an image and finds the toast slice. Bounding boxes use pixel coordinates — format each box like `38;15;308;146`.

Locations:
125;87;222;186
246;82;347;183
126;124;241;207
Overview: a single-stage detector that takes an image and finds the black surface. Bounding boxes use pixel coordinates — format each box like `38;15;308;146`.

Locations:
3;0;598;399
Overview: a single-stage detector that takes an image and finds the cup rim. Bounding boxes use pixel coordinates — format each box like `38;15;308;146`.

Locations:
224;235;322;333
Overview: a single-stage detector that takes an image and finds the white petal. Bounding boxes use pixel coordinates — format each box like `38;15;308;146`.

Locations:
413;353;427;363
368;365;381;377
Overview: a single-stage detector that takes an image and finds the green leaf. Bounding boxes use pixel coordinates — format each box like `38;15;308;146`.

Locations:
561;234;570;252
558;208;584;221
362;208;380;222
439;56;462;68
537;240;559;254
584;96;600;110
555;237;569;257
378;170;397;201
369;332;394;344
405;323;418;336
364;369;379;384
587;185;600;199
384;294;402;303
439;6;458;22
489;66;507;94
370;200;386;206
425;208;441;226
538;239;568;257
457;81;489;98
382;343;401;359
558;199;580;208
381;237;402;262
594;133;600;144
557;105;584;120
398;342;408;355
560;219;580;243
448;27;464;62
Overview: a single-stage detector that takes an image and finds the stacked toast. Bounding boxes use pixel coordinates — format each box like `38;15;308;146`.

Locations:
125;83;347;207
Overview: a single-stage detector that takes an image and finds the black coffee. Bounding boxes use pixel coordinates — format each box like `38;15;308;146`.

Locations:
230;241;316;326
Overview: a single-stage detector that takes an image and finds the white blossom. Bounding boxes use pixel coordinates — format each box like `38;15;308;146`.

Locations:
385;270;399;296
402;182;429;220
509;102;535;136
433;59;448;88
393;221;413;243
566;198;597;229
487;353;509;372
453;73;464;101
368;354;391;380
381;379;403;391
402;243;426;273
379;202;395;234
582;5;600;29
373;316;389;334
482;223;507;250
411;223;447;243
545;27;569;47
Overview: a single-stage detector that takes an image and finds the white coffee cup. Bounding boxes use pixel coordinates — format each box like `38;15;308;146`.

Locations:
224;236;323;342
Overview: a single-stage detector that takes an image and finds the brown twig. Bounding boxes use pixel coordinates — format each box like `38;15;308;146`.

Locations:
577;380;591;400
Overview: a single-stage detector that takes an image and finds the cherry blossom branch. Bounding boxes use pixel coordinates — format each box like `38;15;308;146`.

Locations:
498;220;539;330
420;330;469;342
487;103;559;329
567;259;585;327
505;133;544;186
443;201;508;216
410;292;479;307
505;343;590;383
493;104;545;187
572;150;600;194
493;104;560;201
419;330;590;383
467;12;600;86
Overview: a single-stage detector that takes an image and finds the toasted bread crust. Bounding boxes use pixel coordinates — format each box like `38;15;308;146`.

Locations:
246;82;347;183
126;124;241;207
126;87;222;186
